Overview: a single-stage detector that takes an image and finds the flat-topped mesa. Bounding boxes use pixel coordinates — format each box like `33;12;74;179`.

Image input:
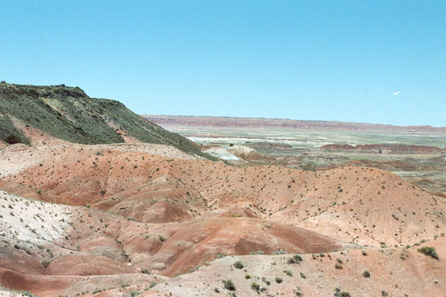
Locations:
144;114;446;133
0;83;88;99
0;83;216;160
320;143;446;154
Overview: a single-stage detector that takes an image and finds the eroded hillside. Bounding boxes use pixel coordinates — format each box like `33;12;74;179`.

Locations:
0;141;445;296
2;144;445;247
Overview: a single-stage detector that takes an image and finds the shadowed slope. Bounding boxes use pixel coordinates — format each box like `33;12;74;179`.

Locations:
0;83;216;159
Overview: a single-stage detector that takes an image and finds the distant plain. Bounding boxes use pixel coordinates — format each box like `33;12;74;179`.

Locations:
150;119;446;196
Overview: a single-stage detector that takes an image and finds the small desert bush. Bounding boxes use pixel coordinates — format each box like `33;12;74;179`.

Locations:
362;270;371;278
233;261;244;269
284;270;292;276
334;288;351;297
417;247;439;259
41;260;50;268
273;249;286;255
288;254;303;264
251;282;260;292
223;280;236;291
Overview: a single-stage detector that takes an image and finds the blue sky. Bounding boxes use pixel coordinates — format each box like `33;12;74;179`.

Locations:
1;1;445;126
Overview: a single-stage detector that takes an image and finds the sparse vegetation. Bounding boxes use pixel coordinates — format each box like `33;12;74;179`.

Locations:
417;247;439;259
362;270;371;278
251;282;260;293
149;282;157;288
288;254;303;264
41;260;50;268
261;277;271;286
233;261;244;269
334;288;351;297
284;270;293;276
223;280;236;291
273;249;286;255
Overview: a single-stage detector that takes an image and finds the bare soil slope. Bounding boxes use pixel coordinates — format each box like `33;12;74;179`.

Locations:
145;238;446;297
2;146;445;248
1;143;446;297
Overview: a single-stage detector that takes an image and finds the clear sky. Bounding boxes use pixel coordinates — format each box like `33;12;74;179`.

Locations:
1;1;445;126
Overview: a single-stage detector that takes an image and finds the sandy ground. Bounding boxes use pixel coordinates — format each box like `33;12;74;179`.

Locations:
90;143;198;159
0;290;29;297
0;142;196;179
0;190;72;246
145;241;446;297
0;145;53;178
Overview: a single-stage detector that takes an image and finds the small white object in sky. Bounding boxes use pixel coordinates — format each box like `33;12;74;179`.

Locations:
393;91;400;96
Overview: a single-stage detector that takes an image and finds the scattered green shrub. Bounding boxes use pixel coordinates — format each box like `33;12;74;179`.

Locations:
417;247;439;259
251;282;260;292
223;280;236;291
288;254;303;264
334;288;351;297
362;270;371;278
149;282;157;288
234;261;244;269
273;249;286;255
42;260;50;268
284;270;292;276
261;277;270;286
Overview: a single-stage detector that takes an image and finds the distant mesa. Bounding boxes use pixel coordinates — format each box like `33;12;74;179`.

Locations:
143;115;446;133
320;143;446;154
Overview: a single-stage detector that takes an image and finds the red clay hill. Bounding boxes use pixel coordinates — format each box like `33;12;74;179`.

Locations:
1;143;445;296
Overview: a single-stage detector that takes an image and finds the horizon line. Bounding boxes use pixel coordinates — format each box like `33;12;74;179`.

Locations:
143;114;446;130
